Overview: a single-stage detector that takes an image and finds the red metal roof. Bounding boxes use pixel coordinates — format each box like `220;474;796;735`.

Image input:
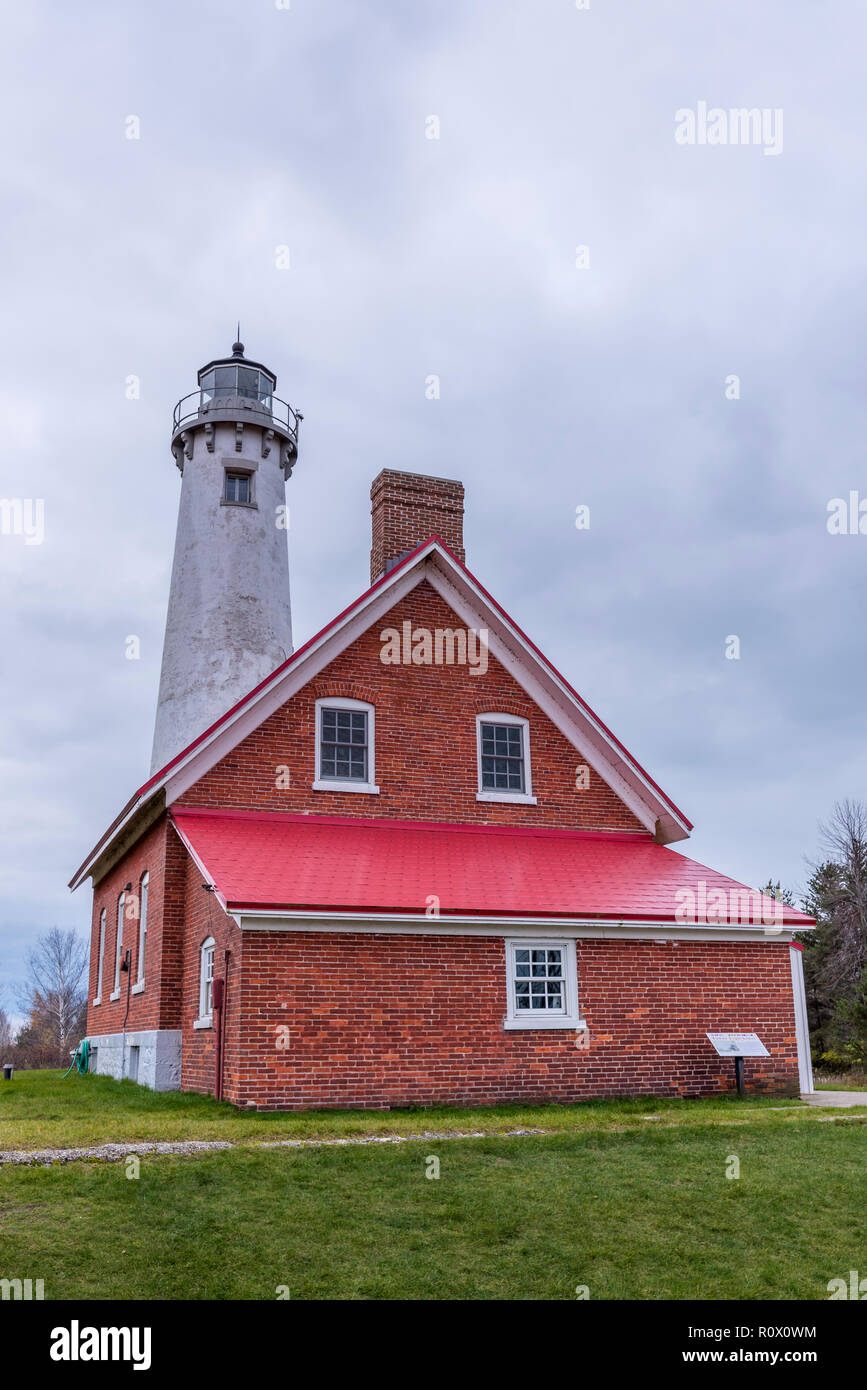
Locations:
170;807;813;927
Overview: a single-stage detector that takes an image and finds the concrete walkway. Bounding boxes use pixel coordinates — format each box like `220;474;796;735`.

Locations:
801;1090;867;1108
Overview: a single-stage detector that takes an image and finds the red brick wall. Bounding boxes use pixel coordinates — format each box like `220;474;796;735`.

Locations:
370;470;464;581
86;817;176;1037
215;932;799;1110
179;847;243;1097
179;581;645;834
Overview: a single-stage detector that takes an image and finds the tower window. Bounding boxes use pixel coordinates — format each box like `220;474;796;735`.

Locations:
224;471;252;505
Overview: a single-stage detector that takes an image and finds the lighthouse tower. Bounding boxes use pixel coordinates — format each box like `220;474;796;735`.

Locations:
150;340;302;774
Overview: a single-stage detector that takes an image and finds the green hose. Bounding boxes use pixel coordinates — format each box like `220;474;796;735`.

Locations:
61;1038;90;1078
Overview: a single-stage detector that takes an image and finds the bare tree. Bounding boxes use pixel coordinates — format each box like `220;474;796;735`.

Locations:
800;800;867;1055
17;928;88;1065
0;1006;14;1054
817;800;867;994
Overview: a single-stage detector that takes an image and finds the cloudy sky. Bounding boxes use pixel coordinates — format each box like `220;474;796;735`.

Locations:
1;0;864;1006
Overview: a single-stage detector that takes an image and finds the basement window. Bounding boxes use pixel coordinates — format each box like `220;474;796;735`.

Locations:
223;471;253;506
476;714;537;805
503;939;581;1030
313;698;379;794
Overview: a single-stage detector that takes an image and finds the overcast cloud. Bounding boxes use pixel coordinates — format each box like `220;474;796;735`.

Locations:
1;0;864;1007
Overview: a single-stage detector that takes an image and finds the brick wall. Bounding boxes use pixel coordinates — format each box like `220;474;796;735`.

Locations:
179;580;644;833
86;817;175;1037
370;470;465;582
179;846;243;1097
210;932;798;1110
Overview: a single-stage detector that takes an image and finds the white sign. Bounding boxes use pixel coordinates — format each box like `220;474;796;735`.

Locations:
706;1032;769;1058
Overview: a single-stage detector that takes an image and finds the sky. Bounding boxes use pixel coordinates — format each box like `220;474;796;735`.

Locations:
1;0;865;1012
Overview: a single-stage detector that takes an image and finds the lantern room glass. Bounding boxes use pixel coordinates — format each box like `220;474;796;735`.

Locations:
199;365;274;409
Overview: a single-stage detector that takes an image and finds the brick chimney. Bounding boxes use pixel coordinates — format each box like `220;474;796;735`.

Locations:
370;469;465;584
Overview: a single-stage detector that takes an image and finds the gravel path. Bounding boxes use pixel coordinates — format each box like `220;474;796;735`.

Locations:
0;1128;549;1167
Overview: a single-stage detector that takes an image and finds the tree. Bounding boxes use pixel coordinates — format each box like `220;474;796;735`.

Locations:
0;1005;14;1055
800;801;867;1060
759;880;796;908
17;928;88;1067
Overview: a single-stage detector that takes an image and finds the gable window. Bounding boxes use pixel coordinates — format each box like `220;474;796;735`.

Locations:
133;872;148;993
503;939;581;1030
313;698;379;794
197;938;215;1025
111;891;125;1000
94;908;106;1005
223;470;252;506
476;714;536;805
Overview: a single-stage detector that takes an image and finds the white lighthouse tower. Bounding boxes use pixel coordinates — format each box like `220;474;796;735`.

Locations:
150;339;302;774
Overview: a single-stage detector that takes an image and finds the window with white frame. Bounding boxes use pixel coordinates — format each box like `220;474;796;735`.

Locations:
223;470;253;505
94;908;106;1003
476;714;536;804
503;939;581;1029
199;938;215;1021
313;698;379;793
136;872;148;987
112;891;125;996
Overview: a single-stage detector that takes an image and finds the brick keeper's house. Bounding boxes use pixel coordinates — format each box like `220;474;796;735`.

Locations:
71;341;815;1107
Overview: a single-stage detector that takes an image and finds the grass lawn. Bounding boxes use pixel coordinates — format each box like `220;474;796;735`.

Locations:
2;1068;858;1152
814;1082;867;1091
0;1072;865;1300
1;1121;865;1300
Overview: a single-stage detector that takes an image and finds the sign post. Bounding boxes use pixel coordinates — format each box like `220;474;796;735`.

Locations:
706;1033;769;1098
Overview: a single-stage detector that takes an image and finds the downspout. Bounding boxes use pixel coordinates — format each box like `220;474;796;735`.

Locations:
214;949;231;1101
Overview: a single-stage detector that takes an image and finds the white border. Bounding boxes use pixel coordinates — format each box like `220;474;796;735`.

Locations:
199;936;215;1021
113;891;125;994
136;871;148;988
476;712;537;805
503;937;582;1029
313;697;379;794
93;907;106;1005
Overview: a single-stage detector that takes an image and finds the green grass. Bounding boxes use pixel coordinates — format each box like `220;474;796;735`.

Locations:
814;1081;867;1092
1;1122;864;1300
0;1068;840;1152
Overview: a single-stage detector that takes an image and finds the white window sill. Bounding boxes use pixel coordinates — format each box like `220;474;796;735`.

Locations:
109;988;121;1002
92;997;101;1007
503;1016;585;1031
312;780;380;795
193;1016;213;1030
477;791;537;806
131;981;145;995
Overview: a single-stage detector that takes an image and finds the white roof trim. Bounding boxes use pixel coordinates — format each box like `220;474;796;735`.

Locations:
231;909;796;945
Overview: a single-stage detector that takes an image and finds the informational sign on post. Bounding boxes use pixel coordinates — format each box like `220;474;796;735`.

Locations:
707;1032;769;1098
706;1032;769;1057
